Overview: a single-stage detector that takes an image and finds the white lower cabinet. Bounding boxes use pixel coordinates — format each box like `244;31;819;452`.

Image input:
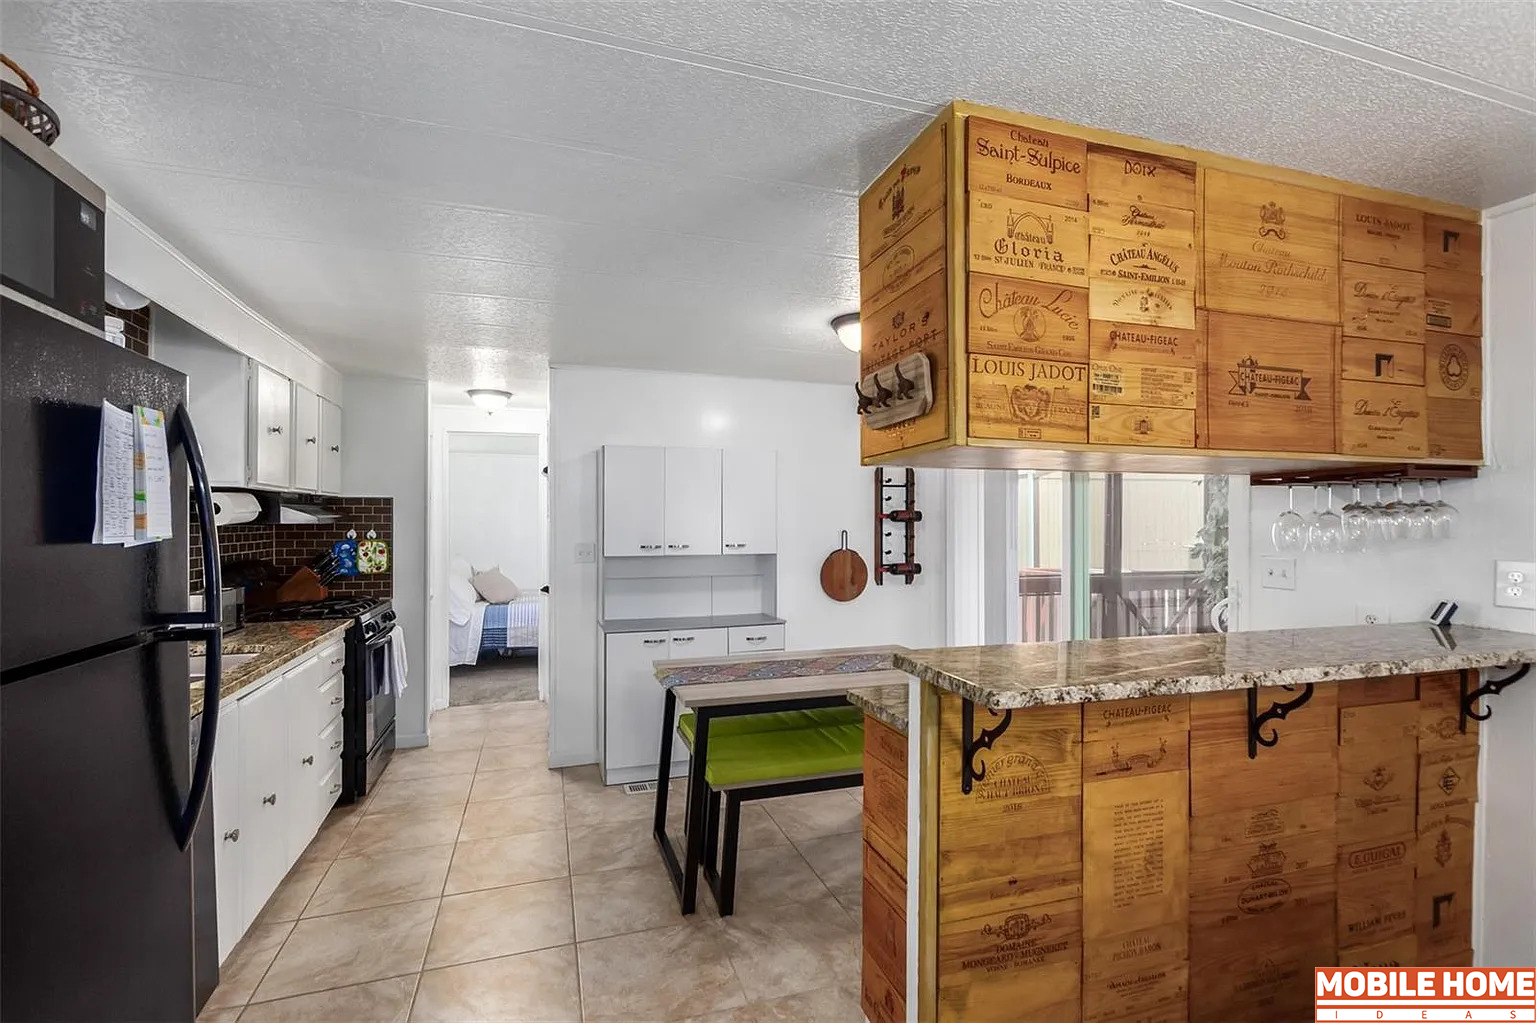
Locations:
210;641;345;959
602;628;726;784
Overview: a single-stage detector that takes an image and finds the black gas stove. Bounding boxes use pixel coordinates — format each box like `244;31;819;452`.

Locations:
246;597;396;803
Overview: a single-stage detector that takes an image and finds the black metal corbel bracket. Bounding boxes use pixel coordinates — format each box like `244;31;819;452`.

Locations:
1247;683;1316;759
1460;664;1531;732
960;699;1014;795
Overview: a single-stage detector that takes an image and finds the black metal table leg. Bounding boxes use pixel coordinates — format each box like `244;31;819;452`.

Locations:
718;793;742;917
703;789;721;878
679;708;713;915
652;687;677;840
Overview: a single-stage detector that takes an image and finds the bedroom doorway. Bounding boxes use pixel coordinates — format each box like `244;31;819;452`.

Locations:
445;431;545;705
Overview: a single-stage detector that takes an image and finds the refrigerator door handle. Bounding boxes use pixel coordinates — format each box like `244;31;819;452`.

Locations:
151;403;223;851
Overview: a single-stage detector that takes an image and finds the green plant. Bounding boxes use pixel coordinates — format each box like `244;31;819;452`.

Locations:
1189;475;1229;605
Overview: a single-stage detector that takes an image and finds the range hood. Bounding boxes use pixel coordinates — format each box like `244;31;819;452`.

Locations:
210;489;341;525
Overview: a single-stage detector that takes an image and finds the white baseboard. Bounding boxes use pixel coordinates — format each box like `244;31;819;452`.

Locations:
397;731;429;750
601;760;690;787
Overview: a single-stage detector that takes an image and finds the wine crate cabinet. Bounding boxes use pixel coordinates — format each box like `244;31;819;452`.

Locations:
856;101;1484;471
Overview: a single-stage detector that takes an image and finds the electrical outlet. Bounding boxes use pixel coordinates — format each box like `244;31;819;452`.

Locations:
1356;604;1390;625
1494;561;1536;609
1261;556;1297;591
575;542;596;564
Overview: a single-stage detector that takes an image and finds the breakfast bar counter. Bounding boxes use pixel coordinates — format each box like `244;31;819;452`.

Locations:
857;624;1535;1023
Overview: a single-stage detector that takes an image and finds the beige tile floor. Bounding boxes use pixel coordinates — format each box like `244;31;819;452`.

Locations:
200;699;866;1022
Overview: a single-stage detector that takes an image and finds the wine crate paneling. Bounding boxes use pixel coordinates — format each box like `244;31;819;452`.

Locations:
1084;771;1188;938
863;840;906;995
1189;687;1339;815
1427;397;1483;461
1338;676;1418;708
1418;746;1478;815
1342;262;1425;343
861;206;946;314
1425;333;1482;401
1089;362;1198;409
1190;829;1336;931
865;713;907;776
1203;169;1341;323
1337;833;1416;948
1418;806;1475;878
1423;215;1481;275
1087;145;1196;211
1419;674;1478;750
860;120;946;268
1082;697;1191;781
862;268;950;459
1189;906;1336;1023
1340;933;1418;968
1416;866;1473;962
968;193;1090;288
1088;235;1195;292
1088;319;1200;368
1424;270;1483;335
1089;404;1196;448
1084;696;1190;741
1204;313;1338;454
863;718;908;872
937;884;1082;1023
1340;701;1419;748
1087;277;1196;329
967;117;1087;210
968;355;1089;444
1340;338;1426;387
1338;380;1429;459
967;276;1088;363
1338;742;1417;843
1083;926;1188;1023
861;948;904;1023
1422;947;1475;968
1090;197;1196;248
1342;198;1424;271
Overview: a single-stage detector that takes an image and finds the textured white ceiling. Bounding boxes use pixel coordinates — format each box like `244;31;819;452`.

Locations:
4;0;1533;399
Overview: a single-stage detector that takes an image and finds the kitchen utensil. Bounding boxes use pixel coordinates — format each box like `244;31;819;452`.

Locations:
819;530;868;603
275;567;327;604
331;530;359;577
358;530;389;575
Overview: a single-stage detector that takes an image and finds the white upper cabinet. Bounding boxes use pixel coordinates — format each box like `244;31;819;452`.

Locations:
663;447;722;556
248;363;293;490
721;449;777;554
291;384;322;493
602;446;666;556
319;398;342;494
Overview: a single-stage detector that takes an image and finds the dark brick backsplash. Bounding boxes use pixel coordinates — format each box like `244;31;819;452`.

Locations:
191;496;393;601
106;303;150;358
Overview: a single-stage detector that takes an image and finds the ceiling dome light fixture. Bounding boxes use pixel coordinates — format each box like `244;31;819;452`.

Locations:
831;312;861;353
467;388;513;411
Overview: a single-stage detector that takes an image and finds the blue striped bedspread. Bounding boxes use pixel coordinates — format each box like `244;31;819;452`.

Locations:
480;598;539;651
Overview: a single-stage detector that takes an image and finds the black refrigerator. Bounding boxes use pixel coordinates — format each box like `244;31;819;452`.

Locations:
1;295;225;1021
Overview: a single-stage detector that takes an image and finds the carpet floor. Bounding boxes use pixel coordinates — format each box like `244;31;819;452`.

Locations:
449;655;539;705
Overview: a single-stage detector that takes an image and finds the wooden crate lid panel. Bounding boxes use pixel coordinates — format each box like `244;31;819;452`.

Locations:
1340;338;1426;388
1427;397;1482;461
1089;362;1198;409
967;276;1088;363
1083;771;1189;938
1089;404;1196;448
967;116;1088;210
1338;380;1429;459
1342;262;1426;344
1203;313;1338;454
968;355;1089;444
968;193;1090;289
1424;269;1483;336
1422;215;1481;275
1342;198;1425;271
861;206;946;315
859;119;947;269
1337;833;1416;948
1425;333;1481;401
1086;144;1197;211
1088;319;1201;367
861;268;950;458
1203;169;1341;323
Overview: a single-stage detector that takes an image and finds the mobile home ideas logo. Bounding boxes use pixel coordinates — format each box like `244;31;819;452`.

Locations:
1315;968;1535;1021
1229;356;1312;401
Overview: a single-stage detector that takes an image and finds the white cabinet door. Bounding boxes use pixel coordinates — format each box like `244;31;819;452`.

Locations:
248;364;292;489
667;628;727;659
663;447;722;555
602;631;671;782
319;398;342;495
602;446;666;557
283;657;323;863
211;699;243;964
721;449;777;554
235;675;288;933
291;384;322;493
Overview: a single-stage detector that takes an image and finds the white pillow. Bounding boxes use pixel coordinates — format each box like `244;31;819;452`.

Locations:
448;574;478;624
472;566;520;603
451;556;475;581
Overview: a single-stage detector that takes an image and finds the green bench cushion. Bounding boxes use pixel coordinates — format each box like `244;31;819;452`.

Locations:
676;705;863;749
701;722;864;788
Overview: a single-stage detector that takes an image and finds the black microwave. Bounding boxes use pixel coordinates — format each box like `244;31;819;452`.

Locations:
1;117;106;333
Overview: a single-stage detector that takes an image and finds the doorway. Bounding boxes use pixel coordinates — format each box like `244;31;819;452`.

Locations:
445;431;545;705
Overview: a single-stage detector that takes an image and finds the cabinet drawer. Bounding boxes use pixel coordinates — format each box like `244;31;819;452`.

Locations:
318;713;344;761
727;624;785;654
318;643;347;678
318;761;343;810
667;628;727;659
316;671;344;727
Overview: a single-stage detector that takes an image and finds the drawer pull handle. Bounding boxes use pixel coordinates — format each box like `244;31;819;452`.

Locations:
666;544;691;550
306;436;317;445
331;739;343;751
638;544;661;550
725;543;746;549
674;636;693;643
745;635;767;642
642;639;666;645
329;783;341;795
262;793;277;806
330;444;340;453
330;695;343;705
268;425;283;435
223;828;240;843
302;755;314;766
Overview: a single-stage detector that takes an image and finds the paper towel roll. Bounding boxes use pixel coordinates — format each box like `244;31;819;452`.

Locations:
211;491;262;526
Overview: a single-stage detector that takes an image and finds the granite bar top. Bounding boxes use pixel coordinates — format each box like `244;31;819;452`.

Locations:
189;621;350;717
896;624;1536;711
654;644;902;688
599;613;785;634
848;684;910;735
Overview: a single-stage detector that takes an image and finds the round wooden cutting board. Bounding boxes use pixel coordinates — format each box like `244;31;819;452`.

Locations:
820;531;868;602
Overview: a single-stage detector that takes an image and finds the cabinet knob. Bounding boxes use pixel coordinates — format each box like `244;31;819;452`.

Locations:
331;739;343;751
330;695;343;705
223;828;240;843
306;436;317;445
268;425;283;435
262;793;277;805
329;783;341;795
302;755;314;766
330;444;340;453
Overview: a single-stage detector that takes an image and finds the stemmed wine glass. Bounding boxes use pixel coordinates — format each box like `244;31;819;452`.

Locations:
1272;487;1306;552
1363;483;1393;547
1308;485;1344;554
1340;485;1371;552
1427;479;1460;539
1382;483;1413;544
1403;481;1434;543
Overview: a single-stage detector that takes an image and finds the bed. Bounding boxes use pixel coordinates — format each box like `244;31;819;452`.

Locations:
448;560;540;666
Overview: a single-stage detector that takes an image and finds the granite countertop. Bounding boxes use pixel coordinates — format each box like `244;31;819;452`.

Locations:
896;624;1536;711
653;645;903;688
189;621;351;717
599;613;785;634
847;684;910;735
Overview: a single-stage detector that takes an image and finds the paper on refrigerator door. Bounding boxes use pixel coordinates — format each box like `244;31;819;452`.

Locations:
92;401;137;545
133;406;174;542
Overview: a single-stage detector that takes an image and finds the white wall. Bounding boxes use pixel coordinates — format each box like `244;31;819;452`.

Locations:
342;376;430;746
1243;198;1536;967
547;366;948;767
448;437;542;586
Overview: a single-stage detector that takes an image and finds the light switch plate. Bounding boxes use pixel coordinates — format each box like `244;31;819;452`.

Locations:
575;542;596;564
1494;561;1536;609
1261;556;1297;590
